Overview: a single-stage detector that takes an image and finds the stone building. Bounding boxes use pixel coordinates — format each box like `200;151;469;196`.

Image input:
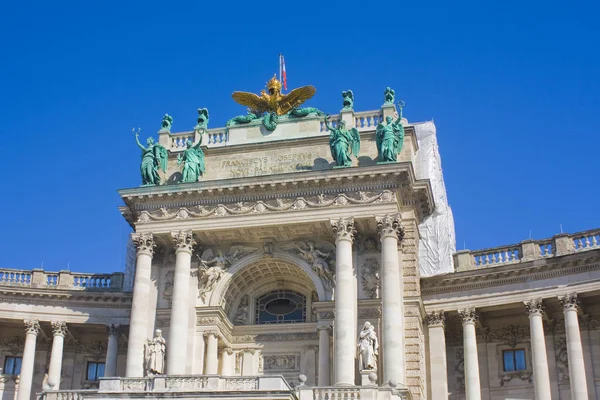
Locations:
0;82;599;400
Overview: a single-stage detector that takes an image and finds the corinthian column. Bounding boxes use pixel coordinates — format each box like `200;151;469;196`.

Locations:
460;308;481;400
560;293;589;400
376;214;404;384
105;324;120;377
167;230;196;375
17;320;40;400
525;299;552;400
425;311;447;399
126;232;155;377
331;217;356;386
317;325;332;386
48;321;68;389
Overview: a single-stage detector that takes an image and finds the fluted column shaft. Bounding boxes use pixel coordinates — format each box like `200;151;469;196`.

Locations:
167;230;195;375
426;312;448;399
460;308;481;400
525;299;552;400
331;218;356;386
561;294;588;400
48;321;67;389
377;214;404;384
318;325;331;386
17;320;40;400
126;233;155;377
205;332;219;374
105;325;120;377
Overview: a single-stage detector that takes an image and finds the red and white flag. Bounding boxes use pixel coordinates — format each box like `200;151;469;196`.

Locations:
280;54;288;91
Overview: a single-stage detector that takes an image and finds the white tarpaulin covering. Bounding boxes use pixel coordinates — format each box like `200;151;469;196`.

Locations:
413;121;456;276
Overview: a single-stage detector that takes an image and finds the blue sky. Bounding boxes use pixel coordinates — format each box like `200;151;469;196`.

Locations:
1;0;598;273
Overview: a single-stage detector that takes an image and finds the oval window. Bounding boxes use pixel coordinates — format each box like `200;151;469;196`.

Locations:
255;290;306;324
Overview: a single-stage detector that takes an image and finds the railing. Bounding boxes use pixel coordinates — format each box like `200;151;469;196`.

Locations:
454;228;600;271
354;111;383;131
0;269;124;291
169;131;196;151
37;390;96;400
312;387;361;400
0;269;31;285
207;129;228;145
319;116;341;132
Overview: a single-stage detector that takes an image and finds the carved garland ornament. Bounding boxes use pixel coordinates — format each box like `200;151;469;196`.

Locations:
137;191;396;223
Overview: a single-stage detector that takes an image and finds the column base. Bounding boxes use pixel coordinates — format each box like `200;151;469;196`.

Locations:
360;370;378;386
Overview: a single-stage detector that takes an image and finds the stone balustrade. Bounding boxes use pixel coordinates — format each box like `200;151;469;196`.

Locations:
454;228;600;271
38;375;295;400
298;385;412;400
0;269;124;291
354;110;384;131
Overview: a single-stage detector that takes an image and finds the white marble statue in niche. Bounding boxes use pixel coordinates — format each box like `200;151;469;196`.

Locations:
145;329;166;375
357;321;379;370
233;295;249;325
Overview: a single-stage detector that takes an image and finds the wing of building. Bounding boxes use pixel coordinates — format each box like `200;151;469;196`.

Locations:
1;84;599;400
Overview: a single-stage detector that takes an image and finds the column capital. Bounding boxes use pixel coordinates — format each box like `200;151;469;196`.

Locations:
559;293;580;311
171;230;196;254
24;320;40;336
51;321;68;337
203;330;219;338
131;232;155;256
330;217;356;243
425;311;445;328
459;307;478;325
525;298;544;317
107;324;120;336
376;214;404;241
224;347;234;355
317;325;332;334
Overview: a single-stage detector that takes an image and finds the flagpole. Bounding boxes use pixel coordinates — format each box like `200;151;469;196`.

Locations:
279;54;282;89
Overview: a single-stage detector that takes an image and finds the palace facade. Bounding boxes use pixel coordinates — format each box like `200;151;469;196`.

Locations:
0;92;599;400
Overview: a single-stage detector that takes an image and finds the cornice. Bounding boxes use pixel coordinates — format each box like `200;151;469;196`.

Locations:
421;252;600;296
0;287;132;308
118;163;434;227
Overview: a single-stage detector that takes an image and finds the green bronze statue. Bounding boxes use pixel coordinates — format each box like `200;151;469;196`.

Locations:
177;136;206;183
194;108;209;131
160;114;173;133
289;107;325;118
226;111;261;127
263;112;278;131
375;102;405;162
342;90;354;110
383;87;395;105
324;115;360;167
134;128;168;186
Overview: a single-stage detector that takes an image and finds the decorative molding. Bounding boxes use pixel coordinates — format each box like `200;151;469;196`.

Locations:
488;325;530;348
318;311;334;320
425;311;445;328
331;217;356;243
554;336;569;382
107;324;120;336
454;347;465;391
376;214;404;242
131;232;155;256
171;230;196;253
358;307;382;319
51;321;68;337
0;336;25;355
24;319;40;335
163;270;174;306
137;191;397;223
361;258;380;299
263;355;299;371
500;372;532;386
232;332;317;343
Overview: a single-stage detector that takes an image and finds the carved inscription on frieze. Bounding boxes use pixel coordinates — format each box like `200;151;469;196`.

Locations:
219;152;320;178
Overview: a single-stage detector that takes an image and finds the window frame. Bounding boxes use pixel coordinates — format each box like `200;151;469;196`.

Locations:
254;289;307;325
3;356;22;376
85;361;106;381
502;349;527;372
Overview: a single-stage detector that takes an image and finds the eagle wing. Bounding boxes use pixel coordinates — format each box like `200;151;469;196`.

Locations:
231;91;269;114
279;85;316;115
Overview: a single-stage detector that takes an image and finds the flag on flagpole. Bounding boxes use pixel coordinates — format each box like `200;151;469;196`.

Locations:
280;54;287;91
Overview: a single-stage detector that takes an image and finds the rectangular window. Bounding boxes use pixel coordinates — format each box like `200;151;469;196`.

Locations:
503;349;526;372
3;356;22;375
86;362;105;380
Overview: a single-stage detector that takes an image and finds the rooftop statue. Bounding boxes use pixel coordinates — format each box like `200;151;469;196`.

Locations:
159;114;173;133
375;101;405;163
231;75;316;116
342;90;354;110
383;87;395;105
177;135;206;183
324;115;360;167
134;128;168;186
289;106;325;118
194;108;209;131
